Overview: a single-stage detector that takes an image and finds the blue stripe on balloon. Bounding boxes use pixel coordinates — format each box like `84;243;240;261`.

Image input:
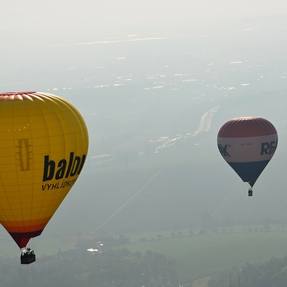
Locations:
228;160;270;187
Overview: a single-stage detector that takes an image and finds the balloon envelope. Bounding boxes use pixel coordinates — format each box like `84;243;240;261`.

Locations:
217;117;277;188
0;92;88;248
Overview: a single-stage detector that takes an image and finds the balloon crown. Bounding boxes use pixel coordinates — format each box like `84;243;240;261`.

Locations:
0;91;36;96
0;92;38;101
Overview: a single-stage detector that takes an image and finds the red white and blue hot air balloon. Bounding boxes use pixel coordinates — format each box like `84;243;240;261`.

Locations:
217;117;278;196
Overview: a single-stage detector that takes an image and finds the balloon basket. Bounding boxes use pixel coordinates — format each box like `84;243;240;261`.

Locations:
248;189;253;197
20;248;36;264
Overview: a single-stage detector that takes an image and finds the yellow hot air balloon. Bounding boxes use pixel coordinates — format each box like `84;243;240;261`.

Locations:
0;91;88;263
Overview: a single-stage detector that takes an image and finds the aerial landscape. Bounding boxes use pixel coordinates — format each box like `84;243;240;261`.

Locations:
1;0;287;286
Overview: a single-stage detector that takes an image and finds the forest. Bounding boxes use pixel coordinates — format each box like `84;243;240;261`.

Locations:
0;246;179;287
209;255;287;287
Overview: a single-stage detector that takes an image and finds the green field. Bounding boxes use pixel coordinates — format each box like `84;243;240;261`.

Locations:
121;231;287;282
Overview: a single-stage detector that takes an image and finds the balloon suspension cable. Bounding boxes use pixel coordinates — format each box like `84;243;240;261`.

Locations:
95;170;161;233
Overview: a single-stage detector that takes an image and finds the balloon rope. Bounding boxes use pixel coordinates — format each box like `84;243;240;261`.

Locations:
95;170;161;232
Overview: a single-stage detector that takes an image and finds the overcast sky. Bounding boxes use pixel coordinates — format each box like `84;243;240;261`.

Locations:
1;0;287;36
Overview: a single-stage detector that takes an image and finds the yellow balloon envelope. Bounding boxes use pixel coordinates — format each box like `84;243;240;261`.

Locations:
0;92;88;248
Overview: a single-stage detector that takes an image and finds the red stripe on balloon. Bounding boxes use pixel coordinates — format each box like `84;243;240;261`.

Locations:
218;117;277;138
9;230;43;248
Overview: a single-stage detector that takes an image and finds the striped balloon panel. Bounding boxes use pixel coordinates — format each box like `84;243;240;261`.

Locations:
217;117;278;187
217;134;278;163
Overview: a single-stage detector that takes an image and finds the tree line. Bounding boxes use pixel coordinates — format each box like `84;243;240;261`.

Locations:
0;248;179;287
209;255;287;287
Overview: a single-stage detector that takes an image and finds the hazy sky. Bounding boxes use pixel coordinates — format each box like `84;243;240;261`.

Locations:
1;0;287;36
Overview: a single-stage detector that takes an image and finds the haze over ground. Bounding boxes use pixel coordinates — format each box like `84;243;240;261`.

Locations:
1;0;287;245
